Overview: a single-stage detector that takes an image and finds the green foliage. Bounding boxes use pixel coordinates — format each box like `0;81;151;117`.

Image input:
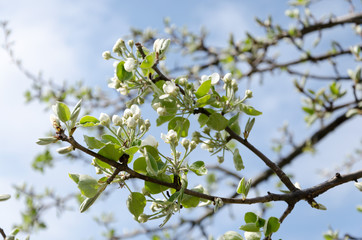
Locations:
127;192;146;219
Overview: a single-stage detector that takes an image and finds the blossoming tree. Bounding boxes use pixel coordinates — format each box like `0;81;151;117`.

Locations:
1;0;362;240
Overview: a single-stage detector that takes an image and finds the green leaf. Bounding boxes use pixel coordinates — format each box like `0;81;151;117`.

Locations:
239;223;260;232
195;80;211;98
140;52;156;69
79;184;106;213
101;134;121;145
229;113;241;135
144;147;159;176
264;217;280;236
156;114;175;126
237;177;245;194
84;135;105;149
116;61;133;81
311;201;327;210
181;186;203;208
196;94;211;107
206;113;228;131
239;103;262;116
127;192;146;219
98;143;123;162
197;113;209;127
144;173;172;194
55;102;71;122
77;174;99;198
233;148;244;171
133;157;147;174
69;173;80;184
244;212;258;223
125;146;139;157
0;194;11;201
79;115;100;127
221;231;244;240
189;161;208;176
168;117;190;137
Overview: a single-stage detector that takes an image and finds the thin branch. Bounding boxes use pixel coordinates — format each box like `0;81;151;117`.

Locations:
252;106;360;187
0;228;6;239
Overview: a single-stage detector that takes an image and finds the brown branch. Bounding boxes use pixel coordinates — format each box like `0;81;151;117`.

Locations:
0;228;6;239
252;106;360;187
247;46;359;77
300;12;362;35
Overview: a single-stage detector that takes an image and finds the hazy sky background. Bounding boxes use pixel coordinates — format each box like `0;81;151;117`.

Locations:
0;0;361;239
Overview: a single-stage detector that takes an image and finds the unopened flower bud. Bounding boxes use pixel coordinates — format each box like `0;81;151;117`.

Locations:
203;127;211;135
36;137;58;145
192;131;201;143
189;141;197;151
112;115;122;126
223;73;232;83
102;51;111;60
217;156;224;164
127;39;134;48
99;113;111;126
181;138;190;149
138;213;149;223
56;145;74;154
144;119;151;129
245;89;253;99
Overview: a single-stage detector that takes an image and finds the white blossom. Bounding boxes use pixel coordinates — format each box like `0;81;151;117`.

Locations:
112;115;122;126
126;117;137;129
160;81;178;99
161;129;178;144
124;58;137;72
156;107;166;116
200;73;220;85
99;113;110;126
141;135;159;148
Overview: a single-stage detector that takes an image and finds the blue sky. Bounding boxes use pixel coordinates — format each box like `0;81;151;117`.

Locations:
0;0;361;239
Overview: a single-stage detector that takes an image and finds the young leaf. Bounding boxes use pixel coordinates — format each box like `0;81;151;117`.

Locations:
133;157;147;174
84;135;105;149
264;217;280;236
144;173;172;194
98;143;123;162
77;174;99;198
140;52;156;69
206;113;228;131
0;194;11;201
239;103;262;116
189;161;208;176
233;149;244;171
244;212;258;223
79;184;106;213
69;173;80;184
55;102;71;122
168;117;190;137
195;79;211;98
239;223;260;232
127;192;146;219
117;61;133;81
79;115;100;127
144;147;159;176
